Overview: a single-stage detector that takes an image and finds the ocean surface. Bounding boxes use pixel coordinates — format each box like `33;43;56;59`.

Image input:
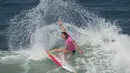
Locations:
0;0;130;73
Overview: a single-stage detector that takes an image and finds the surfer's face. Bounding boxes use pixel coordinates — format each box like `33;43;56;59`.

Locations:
60;34;66;39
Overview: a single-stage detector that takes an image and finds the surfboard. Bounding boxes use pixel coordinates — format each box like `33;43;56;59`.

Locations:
46;50;76;73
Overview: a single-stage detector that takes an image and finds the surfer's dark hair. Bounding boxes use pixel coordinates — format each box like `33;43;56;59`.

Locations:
61;32;68;39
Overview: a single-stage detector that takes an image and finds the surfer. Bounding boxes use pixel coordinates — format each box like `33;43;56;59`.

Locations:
52;20;84;56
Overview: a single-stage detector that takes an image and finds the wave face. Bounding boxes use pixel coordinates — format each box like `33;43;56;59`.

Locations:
4;0;130;73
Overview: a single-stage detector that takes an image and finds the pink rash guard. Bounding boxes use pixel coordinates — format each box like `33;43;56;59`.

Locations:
65;34;75;51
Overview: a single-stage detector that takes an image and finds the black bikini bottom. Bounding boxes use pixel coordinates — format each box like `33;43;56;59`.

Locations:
67;47;76;55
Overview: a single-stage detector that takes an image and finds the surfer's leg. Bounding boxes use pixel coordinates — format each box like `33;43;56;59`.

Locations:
62;49;73;60
63;49;73;55
52;48;63;52
52;48;73;55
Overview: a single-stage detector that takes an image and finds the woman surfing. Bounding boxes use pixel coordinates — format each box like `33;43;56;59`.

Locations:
52;20;84;56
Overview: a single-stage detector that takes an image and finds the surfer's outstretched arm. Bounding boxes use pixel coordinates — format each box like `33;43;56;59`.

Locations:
58;20;67;33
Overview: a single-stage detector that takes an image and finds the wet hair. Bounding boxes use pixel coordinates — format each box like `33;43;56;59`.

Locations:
61;32;68;39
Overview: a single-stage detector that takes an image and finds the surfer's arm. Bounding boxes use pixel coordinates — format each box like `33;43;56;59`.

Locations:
58;20;67;32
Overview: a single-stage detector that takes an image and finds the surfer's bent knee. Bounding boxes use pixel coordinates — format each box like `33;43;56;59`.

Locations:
63;49;72;55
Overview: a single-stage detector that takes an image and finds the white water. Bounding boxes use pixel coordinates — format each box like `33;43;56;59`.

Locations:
3;0;130;73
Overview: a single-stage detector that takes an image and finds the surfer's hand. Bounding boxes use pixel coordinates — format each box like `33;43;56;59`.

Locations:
58;20;62;26
79;50;84;54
